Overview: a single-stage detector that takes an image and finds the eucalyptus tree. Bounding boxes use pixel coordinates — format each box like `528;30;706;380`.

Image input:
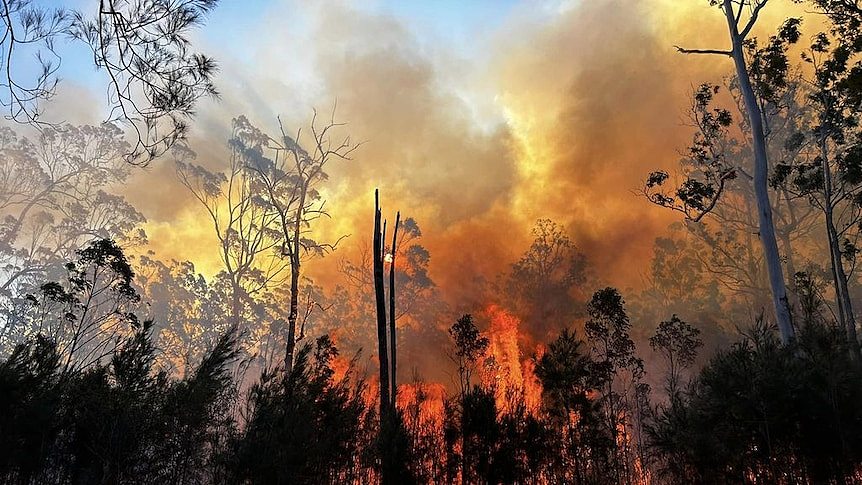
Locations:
584;287;646;484
178;111;354;369
445;313;492;484
176;124;289;355
12;239;141;371
234;110;357;373
333;217;442;355
770;21;862;345
133;255;236;375
0;124;145;350
645;72;818;324
650;315;703;397
534;328;611;483
502;219;590;339
645;3;804;343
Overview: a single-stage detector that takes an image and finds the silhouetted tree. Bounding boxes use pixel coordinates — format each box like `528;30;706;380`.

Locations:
0;0;219;163
502;219;589;339
236;110;357;373
650;315;703;397
0;124;145;352
585;287;646;483
10;239;140;372
649;315;862;483
449;314;490;400
535;328;612;483
228;336;371;484
370;189;410;484
176;123;290;358
333;217;447;382
445;314;490;483
0;241;242;484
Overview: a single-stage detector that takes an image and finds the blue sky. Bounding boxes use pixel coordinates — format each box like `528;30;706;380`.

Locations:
202;0;520;57
51;0;523;103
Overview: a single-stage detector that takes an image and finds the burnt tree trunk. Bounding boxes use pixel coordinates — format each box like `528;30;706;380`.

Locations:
374;190;407;484
374;189;391;418
388;211;400;410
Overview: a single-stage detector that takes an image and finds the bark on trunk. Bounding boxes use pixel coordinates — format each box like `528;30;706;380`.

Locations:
723;0;794;343
821;138;858;344
778;228;800;311
284;184;308;375
374;190;391;418
388;211;400;410
284;251;300;374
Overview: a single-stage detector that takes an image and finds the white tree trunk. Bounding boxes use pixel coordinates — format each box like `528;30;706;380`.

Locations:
722;0;794;343
821;138;858;343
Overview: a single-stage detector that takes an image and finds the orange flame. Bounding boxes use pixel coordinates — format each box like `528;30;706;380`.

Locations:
481;304;543;414
397;381;446;425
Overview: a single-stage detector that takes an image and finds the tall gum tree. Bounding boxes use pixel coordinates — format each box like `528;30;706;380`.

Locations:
175;123;290;357
650;0;797;343
771;29;862;345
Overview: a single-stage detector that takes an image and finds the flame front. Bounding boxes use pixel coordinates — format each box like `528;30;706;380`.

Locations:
481;304;543;414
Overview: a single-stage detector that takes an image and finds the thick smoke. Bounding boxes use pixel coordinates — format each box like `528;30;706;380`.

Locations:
117;0;801;351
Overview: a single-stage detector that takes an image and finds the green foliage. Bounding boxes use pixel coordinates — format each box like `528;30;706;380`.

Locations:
648;319;862;483
227;337;370;484
0;320;241;484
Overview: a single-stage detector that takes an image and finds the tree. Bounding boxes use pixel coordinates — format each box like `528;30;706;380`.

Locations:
66;321;239;484
446;313;490;483
650;315;703;397
373;190;391;419
332;216;445;374
645;73;819;320
807;0;862;44
631;227;730;346
176;120;290;357
132;254;235;375
1;0;219;164
0;124;145;351
449;314;490;399
648;317;862;483
370;190;410;484
584;287;646;483
228;336;371;484
12;239;141;371
534;328;612;483
648;1;802;343
503;219;589;339
236;110;358;373
0;242;242;484
771;28;862;345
